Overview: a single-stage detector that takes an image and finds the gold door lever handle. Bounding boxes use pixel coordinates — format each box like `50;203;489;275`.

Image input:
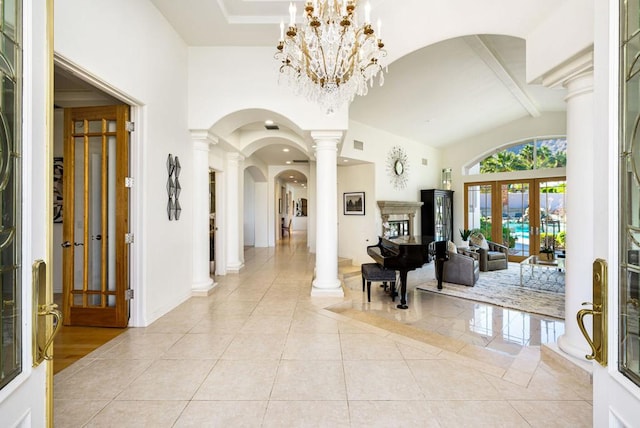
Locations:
37;303;63;360
574;259;608;366
577;302;601;361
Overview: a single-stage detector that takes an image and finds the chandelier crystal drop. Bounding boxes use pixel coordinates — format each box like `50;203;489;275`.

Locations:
275;0;388;114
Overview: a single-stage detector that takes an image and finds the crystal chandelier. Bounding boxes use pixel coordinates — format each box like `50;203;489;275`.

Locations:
275;1;387;114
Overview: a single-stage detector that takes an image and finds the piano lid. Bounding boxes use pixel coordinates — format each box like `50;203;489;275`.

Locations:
382;235;427;246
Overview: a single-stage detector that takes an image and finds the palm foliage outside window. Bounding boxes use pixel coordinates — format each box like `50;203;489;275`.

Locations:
476;138;567;173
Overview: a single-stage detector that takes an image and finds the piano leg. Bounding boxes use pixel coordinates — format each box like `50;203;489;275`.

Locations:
435;258;446;290
397;270;409;309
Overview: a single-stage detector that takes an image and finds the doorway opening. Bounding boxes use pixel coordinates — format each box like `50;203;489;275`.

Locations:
52;63;137;372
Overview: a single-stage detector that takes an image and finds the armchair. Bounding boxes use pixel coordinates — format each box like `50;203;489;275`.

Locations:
470;233;508;272
436;248;479;286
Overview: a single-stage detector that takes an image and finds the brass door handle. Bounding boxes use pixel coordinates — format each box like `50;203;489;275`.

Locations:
575;259;608;366
577;302;601;361
37;303;62;360
32;260;64;366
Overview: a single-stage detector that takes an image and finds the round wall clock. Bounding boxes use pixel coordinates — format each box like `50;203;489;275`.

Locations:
387;146;409;189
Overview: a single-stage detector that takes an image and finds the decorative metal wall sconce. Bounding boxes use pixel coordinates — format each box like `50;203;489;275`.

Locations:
167;154;182;220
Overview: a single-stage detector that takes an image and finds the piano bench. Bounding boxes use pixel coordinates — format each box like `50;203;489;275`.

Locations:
361;263;397;303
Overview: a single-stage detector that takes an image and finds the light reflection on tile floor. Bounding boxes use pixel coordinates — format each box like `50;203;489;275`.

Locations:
54;234;591;427
340;262;565;357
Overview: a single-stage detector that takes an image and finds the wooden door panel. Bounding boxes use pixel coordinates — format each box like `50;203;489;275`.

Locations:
62;105;129;327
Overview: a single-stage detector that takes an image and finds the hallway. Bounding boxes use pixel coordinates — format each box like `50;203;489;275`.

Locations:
53;233;592;427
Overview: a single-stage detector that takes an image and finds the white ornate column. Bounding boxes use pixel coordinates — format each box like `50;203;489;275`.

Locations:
191;135;216;296
311;131;343;296
544;53;594;360
226;152;245;273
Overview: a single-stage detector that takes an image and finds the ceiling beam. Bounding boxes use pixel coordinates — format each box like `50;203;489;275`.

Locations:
465;35;540;118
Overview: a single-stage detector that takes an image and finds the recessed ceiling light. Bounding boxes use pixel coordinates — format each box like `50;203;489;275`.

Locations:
343;159;349;162
289;176;294;178
286;161;292;164
294;180;298;183
283;148;290;152
264;120;279;130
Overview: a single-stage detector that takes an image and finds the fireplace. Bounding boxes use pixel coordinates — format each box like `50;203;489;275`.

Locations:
376;201;424;238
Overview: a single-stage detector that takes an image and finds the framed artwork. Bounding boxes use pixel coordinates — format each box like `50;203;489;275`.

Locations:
344;192;365;215
53;157;63;223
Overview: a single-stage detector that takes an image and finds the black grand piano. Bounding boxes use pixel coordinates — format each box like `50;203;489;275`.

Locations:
367;236;430;309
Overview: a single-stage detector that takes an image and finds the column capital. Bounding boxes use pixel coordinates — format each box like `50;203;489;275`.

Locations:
310;130;343;144
226;152;245;163
193;140;211;153
540;50;594;90
190;129;219;146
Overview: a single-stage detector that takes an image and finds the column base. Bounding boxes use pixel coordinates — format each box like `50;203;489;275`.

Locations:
227;262;244;273
311;278;344;297
192;278;216;297
542;342;593;385
557;333;592;361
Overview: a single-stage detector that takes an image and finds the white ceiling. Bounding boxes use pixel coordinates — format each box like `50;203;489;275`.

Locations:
55;1;568;186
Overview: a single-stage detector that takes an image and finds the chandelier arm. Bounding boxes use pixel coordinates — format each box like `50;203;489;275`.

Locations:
300;31;321;83
314;26;331;87
332;25;351;85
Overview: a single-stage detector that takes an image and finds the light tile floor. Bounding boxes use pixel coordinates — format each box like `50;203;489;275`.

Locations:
54;234;592;427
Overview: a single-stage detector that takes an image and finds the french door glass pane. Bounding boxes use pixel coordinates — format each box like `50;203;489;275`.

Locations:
0;0;20;391
539;180;566;255
467;184;492;238
620;0;640;386
501;183;530;257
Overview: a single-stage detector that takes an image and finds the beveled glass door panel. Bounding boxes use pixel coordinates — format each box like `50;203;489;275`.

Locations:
621;6;640;385
0;0;21;388
63;106;129;327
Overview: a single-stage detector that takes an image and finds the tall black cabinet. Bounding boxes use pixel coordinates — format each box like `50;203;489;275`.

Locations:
421;189;454;244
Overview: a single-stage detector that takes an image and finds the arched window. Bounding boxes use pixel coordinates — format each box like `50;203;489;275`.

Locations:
469;137;567;174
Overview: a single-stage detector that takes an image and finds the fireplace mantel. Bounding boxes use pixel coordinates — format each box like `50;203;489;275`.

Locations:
377;200;424;236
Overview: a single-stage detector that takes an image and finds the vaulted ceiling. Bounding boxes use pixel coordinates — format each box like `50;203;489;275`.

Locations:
55;1;568;187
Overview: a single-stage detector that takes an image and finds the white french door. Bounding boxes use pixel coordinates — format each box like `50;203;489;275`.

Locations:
0;0;54;426
592;0;640;425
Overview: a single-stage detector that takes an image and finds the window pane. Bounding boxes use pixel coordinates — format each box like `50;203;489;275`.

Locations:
535;138;567;169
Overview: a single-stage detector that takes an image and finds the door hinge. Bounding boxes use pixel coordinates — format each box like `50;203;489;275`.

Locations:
125;233;134;244
125;289;134;300
125;121;135;132
125;177;134;188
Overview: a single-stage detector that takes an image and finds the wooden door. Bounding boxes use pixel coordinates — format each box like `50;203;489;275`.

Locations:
62;105;130;327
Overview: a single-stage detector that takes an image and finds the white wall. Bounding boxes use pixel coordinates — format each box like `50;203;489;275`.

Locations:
243;170;256;246
526;0;594;83
254;182;268;247
55;0;191;326
188;47;349;132
338;164;378;266
342;120;442;236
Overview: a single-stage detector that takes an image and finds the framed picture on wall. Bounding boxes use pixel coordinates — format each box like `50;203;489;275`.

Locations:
344;192;365;215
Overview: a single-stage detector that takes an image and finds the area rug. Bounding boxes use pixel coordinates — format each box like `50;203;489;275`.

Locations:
415;263;565;319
